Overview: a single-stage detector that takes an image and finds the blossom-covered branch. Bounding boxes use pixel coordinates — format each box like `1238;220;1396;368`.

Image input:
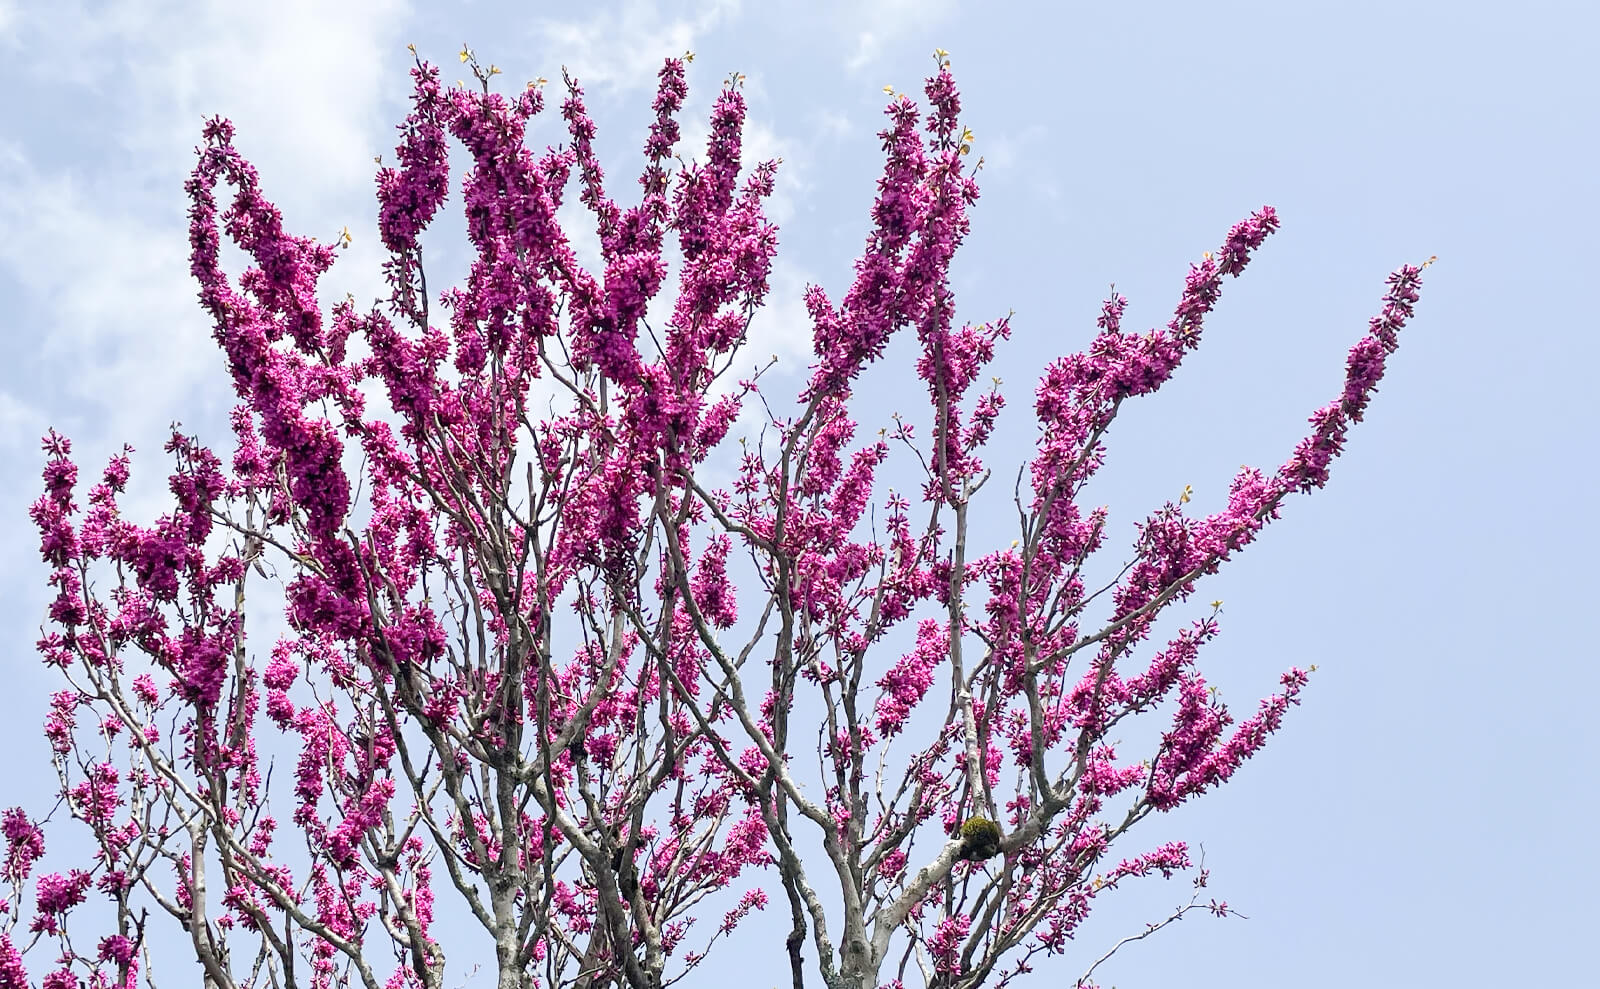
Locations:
7;45;1422;989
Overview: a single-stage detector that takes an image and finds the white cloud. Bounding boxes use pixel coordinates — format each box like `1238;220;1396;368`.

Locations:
983;123;1047;171
8;1;406;196
0;147;215;439
745;259;817;371
534;0;741;96
841;0;957;72
0;0;409;450
812;108;853;143
0;390;45;451
0;0;18;45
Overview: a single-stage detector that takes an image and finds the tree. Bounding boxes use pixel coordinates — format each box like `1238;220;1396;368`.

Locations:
4;46;1426;989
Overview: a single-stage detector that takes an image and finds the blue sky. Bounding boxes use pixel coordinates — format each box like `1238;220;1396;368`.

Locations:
0;1;1595;986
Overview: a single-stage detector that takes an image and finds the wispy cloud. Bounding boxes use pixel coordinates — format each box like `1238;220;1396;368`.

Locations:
811;108;853;143
0;0;18;45
0;147;213;437
841;0;957;72
983;123;1048;171
533;0;742;96
0;390;46;453
0;0;409;448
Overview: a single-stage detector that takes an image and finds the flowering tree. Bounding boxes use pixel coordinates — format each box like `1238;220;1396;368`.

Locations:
5;46;1425;989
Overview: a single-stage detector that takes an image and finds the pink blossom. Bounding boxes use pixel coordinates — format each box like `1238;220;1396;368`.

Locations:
874;620;946;736
929;914;971;975
1;809;45;883
33;869;92;931
0;933;27;989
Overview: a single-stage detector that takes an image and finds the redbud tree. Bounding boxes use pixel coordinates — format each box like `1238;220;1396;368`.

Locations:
6;47;1425;989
